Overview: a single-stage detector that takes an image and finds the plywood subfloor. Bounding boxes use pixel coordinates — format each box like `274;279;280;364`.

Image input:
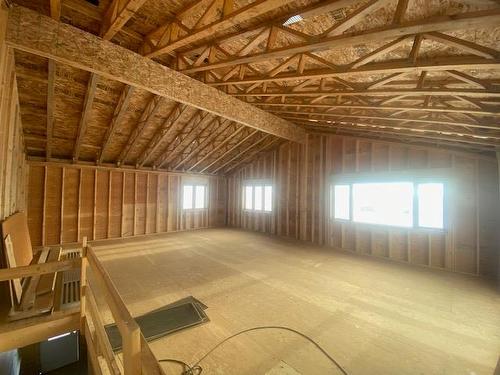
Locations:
92;229;500;375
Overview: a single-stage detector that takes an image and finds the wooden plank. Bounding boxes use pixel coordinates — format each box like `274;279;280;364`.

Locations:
181;9;500;72
98;85;135;164
46;60;56;160
101;0;148;41
73;73;99;161
7;6;304;143
144;0;290;57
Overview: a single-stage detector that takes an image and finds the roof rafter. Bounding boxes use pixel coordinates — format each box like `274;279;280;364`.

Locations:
180;9;500;73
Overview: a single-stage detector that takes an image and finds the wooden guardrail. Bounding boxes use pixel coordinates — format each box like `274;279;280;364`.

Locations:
0;238;165;374
80;238;166;375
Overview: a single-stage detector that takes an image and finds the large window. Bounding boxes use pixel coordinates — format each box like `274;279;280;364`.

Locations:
243;182;273;212
183;184;207;210
332;180;445;230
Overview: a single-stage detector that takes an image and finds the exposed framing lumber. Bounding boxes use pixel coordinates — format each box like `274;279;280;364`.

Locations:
187;124;244;171
98;85;135;164
155;113;216;168
101;0;148;41
7;6;304;143
73;73;99;161
181;9;500;73
46;60;56;161
208;57;500;87
172;119;233;170
50;0;61;20
213;133;270;174
272;109;500;131
143;0;290;58
233;88;500;99
136;104;189;167
252;102;500;117
199;129;259;173
117;95;165;165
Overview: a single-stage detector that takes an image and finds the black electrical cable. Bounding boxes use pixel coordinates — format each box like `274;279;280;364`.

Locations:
158;358;201;375
159;325;349;375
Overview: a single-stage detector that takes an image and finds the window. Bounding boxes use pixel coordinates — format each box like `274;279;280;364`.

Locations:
417;183;444;229
333;185;350;220
353;182;414;227
243;182;273;212
332;180;445;230
183;184;206;210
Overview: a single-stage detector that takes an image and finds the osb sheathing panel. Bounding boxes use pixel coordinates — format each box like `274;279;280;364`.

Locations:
227;134;500;277
6;6;304;143
26;162;226;246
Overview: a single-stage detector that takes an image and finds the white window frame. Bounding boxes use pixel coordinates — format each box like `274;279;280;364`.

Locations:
242;180;273;213
330;171;448;232
182;184;208;210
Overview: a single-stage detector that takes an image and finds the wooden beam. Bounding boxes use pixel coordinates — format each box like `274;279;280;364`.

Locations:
155;112;214;168
46;60;56;161
187;124;244;171
101;0;148;40
181;9;500;73
199;129;259;173
50;0;61;20
293;118;500;147
136;104;190;167
253;102;500;117
173;119;233;170
73;73;99;161
98;85;135;164
7;6;304;143
212;133;270;174
208;57;500;87
117;95;165;165
144;0;290;58
233;88;500;99
275;110;500;132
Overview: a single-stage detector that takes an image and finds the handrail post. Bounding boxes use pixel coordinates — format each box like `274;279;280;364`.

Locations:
123;325;142;375
80;236;88;334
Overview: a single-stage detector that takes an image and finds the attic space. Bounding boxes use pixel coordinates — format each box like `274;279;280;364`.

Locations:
0;0;499;374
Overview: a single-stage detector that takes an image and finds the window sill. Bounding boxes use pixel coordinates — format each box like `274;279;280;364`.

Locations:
243;210;273;214
330;219;447;234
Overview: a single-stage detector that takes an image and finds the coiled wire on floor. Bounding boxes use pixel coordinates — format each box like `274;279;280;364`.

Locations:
159;325;349;375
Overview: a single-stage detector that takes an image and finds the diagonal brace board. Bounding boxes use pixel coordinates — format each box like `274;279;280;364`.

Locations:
6;6;305;144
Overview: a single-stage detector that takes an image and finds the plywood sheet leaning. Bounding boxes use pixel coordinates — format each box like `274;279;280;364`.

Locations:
1;212;33;268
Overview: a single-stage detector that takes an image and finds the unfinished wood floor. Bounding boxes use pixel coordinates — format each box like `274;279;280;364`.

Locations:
92;229;500;375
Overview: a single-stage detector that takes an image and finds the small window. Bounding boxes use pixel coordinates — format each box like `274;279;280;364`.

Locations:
243;182;273;212
183;184;207;210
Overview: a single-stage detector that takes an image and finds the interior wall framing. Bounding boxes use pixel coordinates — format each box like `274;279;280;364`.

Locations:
0;4;26;222
227;134;500;277
26;162;226;246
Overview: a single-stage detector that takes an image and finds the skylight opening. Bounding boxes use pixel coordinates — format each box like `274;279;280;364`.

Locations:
283;15;303;26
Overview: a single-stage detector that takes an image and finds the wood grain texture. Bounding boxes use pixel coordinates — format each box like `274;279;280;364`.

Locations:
92;229;500;374
26;162;226;246
6;5;305;143
227;134;500;276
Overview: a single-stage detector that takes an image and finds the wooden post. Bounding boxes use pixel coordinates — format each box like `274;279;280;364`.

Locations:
122;325;141;375
80;236;88;334
60;167;65;244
